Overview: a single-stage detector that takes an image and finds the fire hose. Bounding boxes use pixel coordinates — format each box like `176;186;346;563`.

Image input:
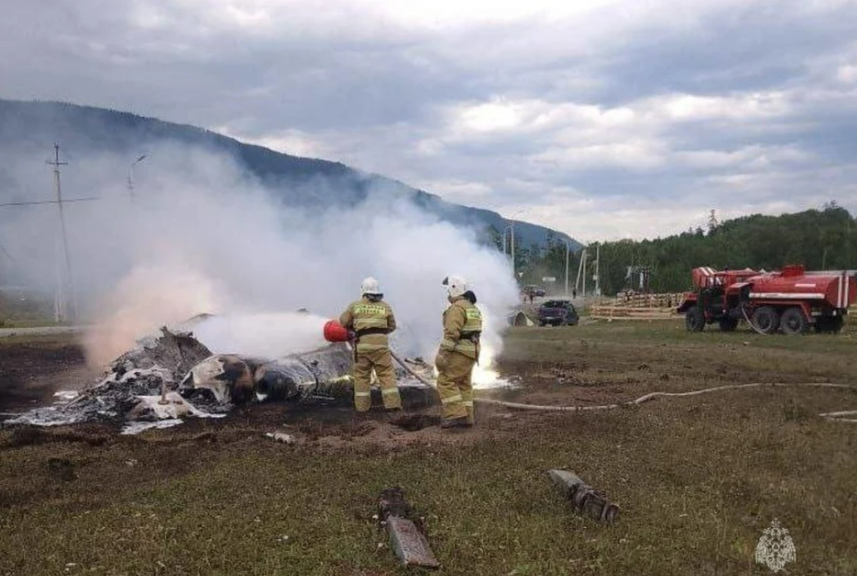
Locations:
740;303;769;336
390;352;856;417
329;321;854;419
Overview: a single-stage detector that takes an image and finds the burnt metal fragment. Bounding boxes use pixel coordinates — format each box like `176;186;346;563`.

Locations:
377;487;439;569
548;469;620;523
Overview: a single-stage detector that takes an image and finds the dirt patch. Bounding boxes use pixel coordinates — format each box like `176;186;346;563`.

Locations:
4;426;112;448
0;338;97;412
389;414;442;431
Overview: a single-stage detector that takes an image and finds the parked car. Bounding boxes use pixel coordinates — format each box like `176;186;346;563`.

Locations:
522;285;547;298
538;299;579;327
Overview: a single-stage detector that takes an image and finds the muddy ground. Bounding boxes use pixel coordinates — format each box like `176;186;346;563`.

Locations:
0;335;98;413
1;322;856;576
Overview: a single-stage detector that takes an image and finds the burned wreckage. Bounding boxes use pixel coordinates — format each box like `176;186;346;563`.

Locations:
4;324;437;434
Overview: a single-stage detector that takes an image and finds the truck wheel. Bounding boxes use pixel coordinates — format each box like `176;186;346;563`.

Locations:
719;318;738;332
685;306;704;332
752;306;780;334
780;307;808;335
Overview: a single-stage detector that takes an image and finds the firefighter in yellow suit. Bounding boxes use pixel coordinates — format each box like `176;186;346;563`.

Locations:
435;274;482;429
339;277;402;413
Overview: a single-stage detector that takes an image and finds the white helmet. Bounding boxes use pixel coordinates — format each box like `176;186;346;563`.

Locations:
361;277;382;296
442;274;467;298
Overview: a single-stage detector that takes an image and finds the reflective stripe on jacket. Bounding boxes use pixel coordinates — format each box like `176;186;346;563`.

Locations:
440;297;483;358
339;297;396;352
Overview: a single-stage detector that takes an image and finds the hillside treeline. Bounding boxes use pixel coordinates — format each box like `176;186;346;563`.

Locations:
516;204;857;296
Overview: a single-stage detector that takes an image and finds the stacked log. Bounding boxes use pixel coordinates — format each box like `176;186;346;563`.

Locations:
588;292;684;320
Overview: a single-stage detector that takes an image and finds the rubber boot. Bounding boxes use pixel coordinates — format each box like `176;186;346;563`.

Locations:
440;416;468;430
465;405;475;427
383;406;403;423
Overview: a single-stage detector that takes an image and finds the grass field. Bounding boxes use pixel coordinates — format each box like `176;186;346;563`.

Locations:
1;320;856;575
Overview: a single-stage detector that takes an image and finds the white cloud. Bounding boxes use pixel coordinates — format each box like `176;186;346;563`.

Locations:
223;128;331;158
411;178;493;203
649;92;792;122
675;145;814;169
836;64;857;83
531;140;667;170
458;99;525;132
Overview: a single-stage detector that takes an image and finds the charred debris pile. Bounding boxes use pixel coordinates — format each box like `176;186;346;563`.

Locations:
3;326;437;434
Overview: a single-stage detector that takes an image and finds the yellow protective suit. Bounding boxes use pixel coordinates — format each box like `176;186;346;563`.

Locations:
435;296;482;425
339;296;402;412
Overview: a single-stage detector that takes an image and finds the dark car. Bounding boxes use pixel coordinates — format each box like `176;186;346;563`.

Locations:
522;285;547;298
538;299;579;327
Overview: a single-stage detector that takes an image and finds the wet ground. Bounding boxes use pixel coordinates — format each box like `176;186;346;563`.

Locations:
0;335;98;413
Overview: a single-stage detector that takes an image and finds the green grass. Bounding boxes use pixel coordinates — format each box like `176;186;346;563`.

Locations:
500;321;857;388
1;322;856;575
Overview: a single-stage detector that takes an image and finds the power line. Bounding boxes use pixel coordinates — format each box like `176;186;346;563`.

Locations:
0;241;15;262
0;197;101;207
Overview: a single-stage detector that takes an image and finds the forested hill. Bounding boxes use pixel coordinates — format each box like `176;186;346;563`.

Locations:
0;99;580;251
594;205;857;294
516;205;856;294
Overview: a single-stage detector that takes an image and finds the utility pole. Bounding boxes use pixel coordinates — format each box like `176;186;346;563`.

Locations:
564;241;570;296
575;248;587;296
510;225;516;278
594;242;600;297
46;144;78;324
506;210;526;281
128;154;146;203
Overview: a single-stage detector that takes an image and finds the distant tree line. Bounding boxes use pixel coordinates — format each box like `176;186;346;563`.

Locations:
489;203;857;296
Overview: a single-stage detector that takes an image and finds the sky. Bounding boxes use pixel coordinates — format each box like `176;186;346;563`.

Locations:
2;0;857;243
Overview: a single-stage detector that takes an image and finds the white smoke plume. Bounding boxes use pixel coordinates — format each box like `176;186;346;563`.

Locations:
0;141;520;382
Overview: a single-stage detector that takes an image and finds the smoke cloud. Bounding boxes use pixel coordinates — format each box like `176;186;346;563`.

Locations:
0;139;520;381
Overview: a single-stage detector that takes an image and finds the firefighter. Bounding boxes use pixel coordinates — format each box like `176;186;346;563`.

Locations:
339;277;402;413
435;274;482;429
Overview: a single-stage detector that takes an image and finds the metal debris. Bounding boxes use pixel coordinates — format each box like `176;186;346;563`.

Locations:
4;327;214;429
3;321;437;434
265;432;296;444
548;469;620;523
377;487;439;569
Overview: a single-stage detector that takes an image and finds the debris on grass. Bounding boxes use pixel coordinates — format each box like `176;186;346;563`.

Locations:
377;487;439;569
548;469;620;523
2;321;438;434
265;432;296;444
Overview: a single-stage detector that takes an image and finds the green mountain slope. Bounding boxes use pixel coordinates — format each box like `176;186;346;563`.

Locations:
0;99;581;252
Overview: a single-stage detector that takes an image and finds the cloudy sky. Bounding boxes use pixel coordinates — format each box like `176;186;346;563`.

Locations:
2;0;857;242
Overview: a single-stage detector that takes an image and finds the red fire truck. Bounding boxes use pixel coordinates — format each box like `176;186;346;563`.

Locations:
676;265;856;334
